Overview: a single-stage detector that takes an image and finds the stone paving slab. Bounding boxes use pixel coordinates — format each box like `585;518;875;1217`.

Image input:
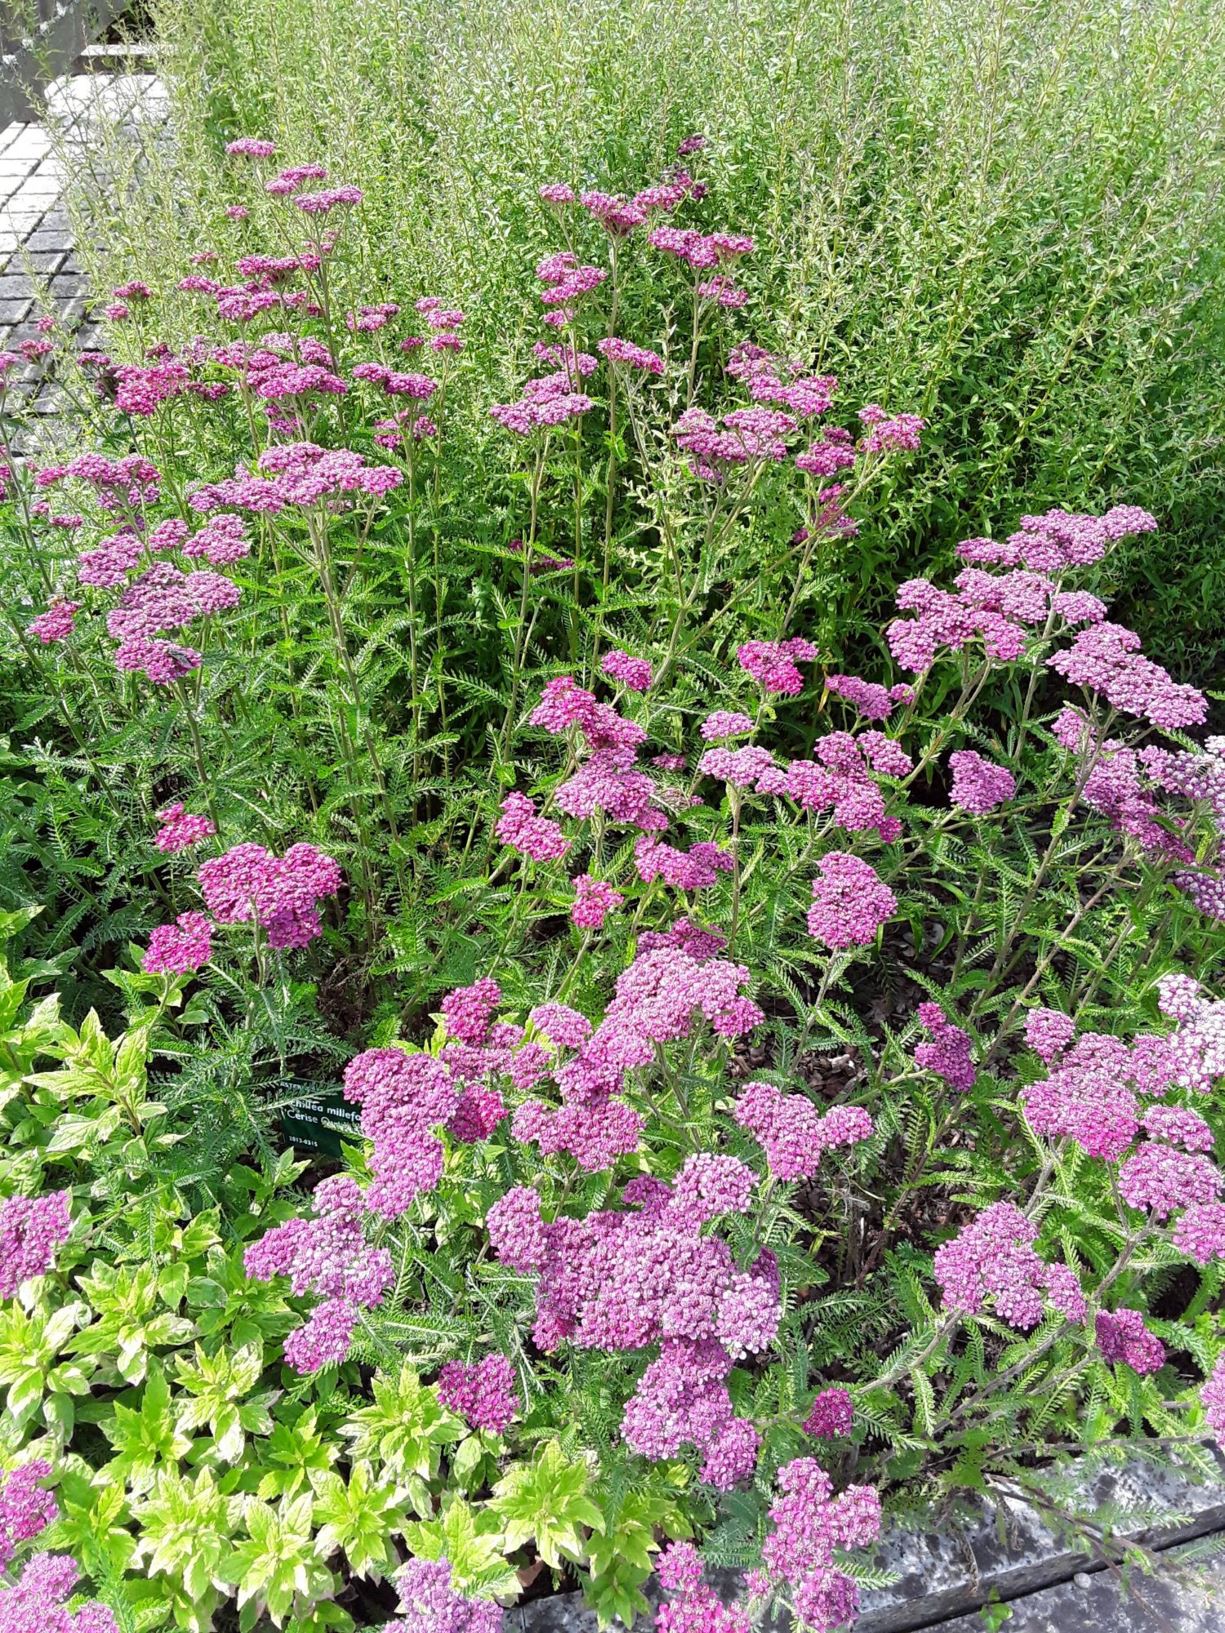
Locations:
0;71;165;433
932;1543;1222;1633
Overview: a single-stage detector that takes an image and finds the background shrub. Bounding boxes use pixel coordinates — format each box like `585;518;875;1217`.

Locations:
68;0;1225;674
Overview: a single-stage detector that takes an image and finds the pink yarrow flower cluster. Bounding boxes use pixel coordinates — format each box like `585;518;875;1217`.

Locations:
782;730;911;840
436;1353;518;1434
510;942;762;1172
244;1176;393;1371
496;792;571;862
0;1191;71;1298
488;1175;773;1487
197;841;342;949
142;911;213;975
0;1552;117;1633
1095;1307;1165;1376
737;637;817;695
190;442;402;513
948;750;1016;815
571;874;623;928
395;1558;501;1633
735;1081;872;1181
154;802;216;855
753;1457;881;1633
806;854;896;949
914;1003;976;1092
933;1202;1085;1330
803;1386;853;1439
600;649;652;691
0;1461;56;1568
655;1544;748;1633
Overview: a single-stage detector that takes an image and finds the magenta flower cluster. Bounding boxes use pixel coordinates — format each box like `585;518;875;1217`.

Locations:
806;853;896;949
947;749;1016;815
752;1457;882;1633
914;1003;976;1092
0;1553;116;1633
655;1543;749;1633
197;840;342;949
0;1461;56;1568
436;1353;518;1435
153;802;216;854
734;1081;872;1180
803;1386;854;1439
244;1176;394;1372
0;1190;70;1299
933;1202;1085;1330
487;1172;775;1488
395;1558;501;1633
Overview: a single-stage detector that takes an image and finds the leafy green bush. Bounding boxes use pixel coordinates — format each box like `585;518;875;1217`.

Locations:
65;0;1225;675
0;80;1224;1633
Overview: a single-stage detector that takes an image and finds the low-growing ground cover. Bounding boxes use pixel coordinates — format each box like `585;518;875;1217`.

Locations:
0;64;1223;1633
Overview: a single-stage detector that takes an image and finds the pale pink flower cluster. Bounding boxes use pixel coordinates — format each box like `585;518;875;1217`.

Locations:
726;342;836;420
806;853;896;949
1024;1006;1077;1062
496;792;571;862
189;441;402;512
700;710;754;740
1047;621;1207;730
488;1173;774;1487
1117;1144;1220;1221
673;406;795;481
512;942;761;1171
26;601;80;644
245;1175;393;1372
734;1081;872;1181
783;730;909;840
655;1544;749;1633
635;835;733;891
858;404;925;452
955;505;1156;573
529;675;646;753
825;674;913;722
933;1202;1085;1329
598;336;664;374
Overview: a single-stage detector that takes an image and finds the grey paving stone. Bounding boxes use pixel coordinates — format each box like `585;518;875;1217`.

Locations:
0;274;36;298
24;230;70;252
932;1547;1222;1633
18;251;67;273
2;216;47;241
0;298;32;322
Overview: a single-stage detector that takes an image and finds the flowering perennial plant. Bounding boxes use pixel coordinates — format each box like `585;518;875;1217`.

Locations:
1;129;1224;1633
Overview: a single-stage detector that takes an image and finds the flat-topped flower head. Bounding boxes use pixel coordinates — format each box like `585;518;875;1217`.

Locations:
806;853;895;949
0;1190;71;1299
